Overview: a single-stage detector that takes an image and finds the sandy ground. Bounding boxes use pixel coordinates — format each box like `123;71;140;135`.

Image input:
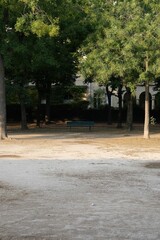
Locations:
0;125;160;239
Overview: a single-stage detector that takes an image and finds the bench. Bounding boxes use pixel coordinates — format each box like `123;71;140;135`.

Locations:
67;121;94;131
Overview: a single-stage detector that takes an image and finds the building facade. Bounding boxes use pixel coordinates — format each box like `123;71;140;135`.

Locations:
75;77;159;110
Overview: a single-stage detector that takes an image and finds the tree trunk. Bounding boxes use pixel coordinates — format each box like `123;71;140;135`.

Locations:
126;88;133;131
36;88;42;127
144;80;150;139
20;100;28;130
0;55;7;139
45;82;51;124
117;84;123;128
106;85;112;125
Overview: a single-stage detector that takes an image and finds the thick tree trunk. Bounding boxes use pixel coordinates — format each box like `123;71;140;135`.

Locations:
0;55;7;139
144;81;150;139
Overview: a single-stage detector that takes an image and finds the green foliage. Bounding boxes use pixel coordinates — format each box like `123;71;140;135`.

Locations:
50;85;87;105
6;80;38;106
15;0;59;37
0;0;93;110
79;0;160;86
15;16;59;37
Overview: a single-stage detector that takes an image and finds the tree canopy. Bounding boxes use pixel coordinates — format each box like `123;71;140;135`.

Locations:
0;0;93;136
0;0;160;138
79;0;160;138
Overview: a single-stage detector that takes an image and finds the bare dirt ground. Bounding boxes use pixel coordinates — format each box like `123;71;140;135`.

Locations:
0;124;160;240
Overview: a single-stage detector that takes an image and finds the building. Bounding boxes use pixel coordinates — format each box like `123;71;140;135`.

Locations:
75;76;160;110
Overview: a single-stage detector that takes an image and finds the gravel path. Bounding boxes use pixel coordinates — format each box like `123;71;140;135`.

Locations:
0;130;160;239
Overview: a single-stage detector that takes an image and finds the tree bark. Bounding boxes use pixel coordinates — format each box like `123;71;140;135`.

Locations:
126;88;133;131
117;84;123;128
45;82;51;124
0;55;7;139
18;85;28;130
20;100;28;130
106;84;112;125
36;88;42;127
144;55;150;139
144;80;150;139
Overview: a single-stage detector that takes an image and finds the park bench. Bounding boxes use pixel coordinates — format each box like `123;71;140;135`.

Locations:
67;121;94;131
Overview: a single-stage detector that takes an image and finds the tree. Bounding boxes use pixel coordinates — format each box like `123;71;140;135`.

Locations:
0;1;12;138
29;0;92;125
125;86;133;131
106;75;124;127
106;83;113;125
0;0;93;134
0;55;7;139
0;0;59;136
79;0;160;138
3;32;36;129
